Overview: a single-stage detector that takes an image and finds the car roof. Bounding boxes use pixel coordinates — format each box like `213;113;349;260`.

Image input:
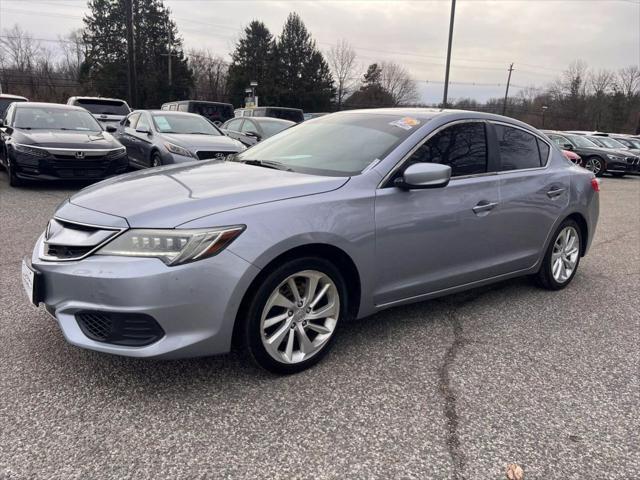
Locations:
162;100;233;106
243;116;295;125
0;94;28;100
15;102;86;111
69;96;128;103
142;109;205;115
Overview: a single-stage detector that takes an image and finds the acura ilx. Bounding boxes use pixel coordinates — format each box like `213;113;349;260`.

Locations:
23;109;600;373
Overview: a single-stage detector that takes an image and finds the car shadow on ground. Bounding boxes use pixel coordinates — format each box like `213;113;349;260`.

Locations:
31;276;532;395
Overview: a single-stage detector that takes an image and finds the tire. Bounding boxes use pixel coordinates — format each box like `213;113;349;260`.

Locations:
151;152;162;168
585;156;605;177
241;256;348;374
7;158;22;187
535;219;582;290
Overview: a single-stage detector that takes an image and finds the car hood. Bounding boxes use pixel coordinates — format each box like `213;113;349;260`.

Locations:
162;133;243;150
16;130;120;149
68;161;349;228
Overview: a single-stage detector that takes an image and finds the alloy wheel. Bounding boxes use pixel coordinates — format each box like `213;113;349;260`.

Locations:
585;157;602;175
260;270;339;364
551;226;579;284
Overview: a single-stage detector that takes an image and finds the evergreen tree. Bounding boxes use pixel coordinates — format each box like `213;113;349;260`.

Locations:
272;13;334;111
344;63;395;109
227;21;276;107
82;0;192;108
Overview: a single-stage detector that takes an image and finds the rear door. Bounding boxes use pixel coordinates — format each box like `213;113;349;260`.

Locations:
492;122;569;271
374;120;506;305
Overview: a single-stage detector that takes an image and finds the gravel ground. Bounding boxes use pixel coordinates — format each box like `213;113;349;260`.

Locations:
0;172;638;480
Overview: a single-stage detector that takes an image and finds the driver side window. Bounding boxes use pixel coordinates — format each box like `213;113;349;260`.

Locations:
124;113;140;129
404;122;487;177
136;114;150;131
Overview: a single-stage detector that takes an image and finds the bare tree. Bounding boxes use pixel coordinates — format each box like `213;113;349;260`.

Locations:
188;49;229;102
589;68;613;96
616;65;640;98
58;29;86;80
326;39;357;109
561;59;588;98
379;61;418;106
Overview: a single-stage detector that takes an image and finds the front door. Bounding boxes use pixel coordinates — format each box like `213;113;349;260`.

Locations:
374;121;507;306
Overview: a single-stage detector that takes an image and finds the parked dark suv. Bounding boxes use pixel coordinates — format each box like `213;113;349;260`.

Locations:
543;130;639;177
0;102;127;186
161;100;234;125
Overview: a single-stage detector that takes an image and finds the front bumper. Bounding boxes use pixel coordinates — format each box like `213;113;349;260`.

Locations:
31;234;260;359
607;157;639;173
13;151;129;180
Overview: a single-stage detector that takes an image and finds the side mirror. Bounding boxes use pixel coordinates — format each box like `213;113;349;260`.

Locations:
136;125;150;135
563;143;574;150
105;125;118;133
395;163;451;190
245;131;262;141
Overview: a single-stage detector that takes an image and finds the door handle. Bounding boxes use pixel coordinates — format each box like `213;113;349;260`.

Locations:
472;201;498;214
546;187;565;198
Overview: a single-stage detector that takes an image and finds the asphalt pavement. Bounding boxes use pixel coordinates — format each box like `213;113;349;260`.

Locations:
0;171;638;480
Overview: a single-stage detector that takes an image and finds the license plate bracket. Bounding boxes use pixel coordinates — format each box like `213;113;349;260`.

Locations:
21;258;42;306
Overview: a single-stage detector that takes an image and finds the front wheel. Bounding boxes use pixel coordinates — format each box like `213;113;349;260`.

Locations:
535;219;581;290
6;158;22;187
241;257;347;374
151;152;162;168
584;156;605;177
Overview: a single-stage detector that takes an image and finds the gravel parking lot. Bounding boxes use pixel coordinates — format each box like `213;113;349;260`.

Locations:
0;172;638;480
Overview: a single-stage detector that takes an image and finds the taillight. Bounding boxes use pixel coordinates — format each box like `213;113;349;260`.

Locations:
591;178;600;192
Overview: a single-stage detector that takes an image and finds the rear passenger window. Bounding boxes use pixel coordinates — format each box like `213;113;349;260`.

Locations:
406;122;487;177
537;139;550;165
495;124;541;170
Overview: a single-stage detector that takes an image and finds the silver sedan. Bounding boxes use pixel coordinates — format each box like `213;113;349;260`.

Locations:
24;109;599;373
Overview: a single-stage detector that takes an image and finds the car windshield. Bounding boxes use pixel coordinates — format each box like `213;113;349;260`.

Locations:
75;99;130;115
259;120;294;138
625;138;640;149
234;112;422;176
566;134;598;148
14;107;103;131
151;114;221;135
591;136;626;149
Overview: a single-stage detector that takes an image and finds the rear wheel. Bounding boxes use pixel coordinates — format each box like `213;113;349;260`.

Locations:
535;219;581;290
241;257;347;374
585;156;605;177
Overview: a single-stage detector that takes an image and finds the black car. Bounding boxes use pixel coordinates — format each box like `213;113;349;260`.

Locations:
221;116;295;146
160;100;234;125
0;102;127;187
544;130;639;177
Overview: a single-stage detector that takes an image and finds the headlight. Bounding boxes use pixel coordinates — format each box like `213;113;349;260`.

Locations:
164;142;195;158
606;154;622;160
96;226;245;265
13;143;49;157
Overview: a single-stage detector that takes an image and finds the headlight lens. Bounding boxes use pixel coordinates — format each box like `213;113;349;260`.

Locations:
164;142;194;158
13;143;49;157
96;226;245;265
606;154;622;160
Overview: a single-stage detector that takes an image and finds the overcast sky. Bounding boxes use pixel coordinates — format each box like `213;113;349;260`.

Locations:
1;0;638;103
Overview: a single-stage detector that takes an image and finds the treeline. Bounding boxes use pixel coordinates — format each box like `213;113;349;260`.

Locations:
0;1;638;133
449;62;640;133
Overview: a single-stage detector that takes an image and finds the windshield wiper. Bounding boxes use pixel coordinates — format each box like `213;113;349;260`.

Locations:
235;159;293;172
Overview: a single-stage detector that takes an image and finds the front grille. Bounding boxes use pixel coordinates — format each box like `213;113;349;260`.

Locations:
625;157;639;165
41;218;122;261
196;151;231;160
46;244;93;259
76;311;165;346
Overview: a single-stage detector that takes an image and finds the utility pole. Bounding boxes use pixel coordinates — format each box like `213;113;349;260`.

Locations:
167;24;172;86
502;63;514;115
123;0;137;107
442;0;456;108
